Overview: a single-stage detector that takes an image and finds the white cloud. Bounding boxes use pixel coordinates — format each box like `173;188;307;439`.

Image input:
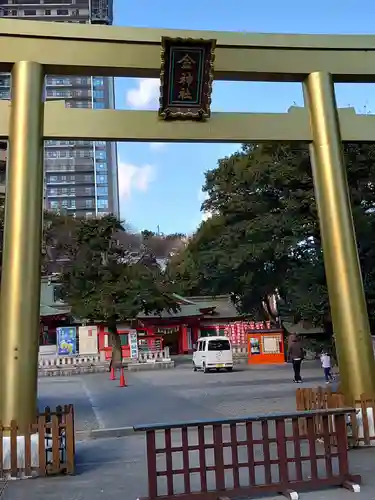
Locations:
126;79;160;109
118;160;156;201
149;142;167;151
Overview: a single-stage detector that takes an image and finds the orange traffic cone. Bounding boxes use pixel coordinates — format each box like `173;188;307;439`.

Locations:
110;366;116;381
119;367;127;388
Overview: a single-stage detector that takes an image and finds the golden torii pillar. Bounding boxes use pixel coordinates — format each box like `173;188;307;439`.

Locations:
1;20;375;429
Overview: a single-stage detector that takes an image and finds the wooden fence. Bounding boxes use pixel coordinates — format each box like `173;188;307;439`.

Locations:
296;387;375;447
0;405;75;480
134;408;360;500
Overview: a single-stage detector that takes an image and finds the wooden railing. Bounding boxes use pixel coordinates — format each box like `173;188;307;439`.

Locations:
0;405;75;479
296;387;375;447
134;408;360;500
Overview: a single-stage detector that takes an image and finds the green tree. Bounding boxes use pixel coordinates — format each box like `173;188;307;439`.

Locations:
58;215;179;367
168;142;375;327
0;208;75;276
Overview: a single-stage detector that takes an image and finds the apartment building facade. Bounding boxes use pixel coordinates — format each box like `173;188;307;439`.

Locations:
0;0;119;218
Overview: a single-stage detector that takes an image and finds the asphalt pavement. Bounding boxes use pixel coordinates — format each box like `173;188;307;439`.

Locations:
3;361;373;500
37;360;329;431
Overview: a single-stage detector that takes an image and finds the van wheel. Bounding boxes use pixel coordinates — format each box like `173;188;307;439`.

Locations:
193;363;197;372
203;363;208;374
226;367;233;372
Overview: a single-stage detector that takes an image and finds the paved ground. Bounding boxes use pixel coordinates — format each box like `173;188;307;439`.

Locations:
3;437;375;500
37;360;331;431
3;360;374;500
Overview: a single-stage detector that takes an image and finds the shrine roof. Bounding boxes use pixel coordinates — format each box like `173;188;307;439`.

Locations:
138;303;203;319
40;303;70;317
138;294;239;320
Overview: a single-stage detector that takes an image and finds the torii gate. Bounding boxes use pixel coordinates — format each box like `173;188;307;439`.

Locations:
1;18;375;430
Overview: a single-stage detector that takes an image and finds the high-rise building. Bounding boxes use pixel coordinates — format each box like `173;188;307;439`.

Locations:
0;0;119;218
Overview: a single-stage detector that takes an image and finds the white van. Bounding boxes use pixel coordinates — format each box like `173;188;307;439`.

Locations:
193;336;233;373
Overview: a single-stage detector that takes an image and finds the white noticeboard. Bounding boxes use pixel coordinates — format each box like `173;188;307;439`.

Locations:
78;325;98;355
129;330;138;360
262;336;279;354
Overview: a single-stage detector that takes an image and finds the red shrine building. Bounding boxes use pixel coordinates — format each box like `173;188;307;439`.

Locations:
97;294;241;358
39;279;287;364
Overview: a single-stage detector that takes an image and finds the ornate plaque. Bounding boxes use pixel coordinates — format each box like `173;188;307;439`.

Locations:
159;37;216;121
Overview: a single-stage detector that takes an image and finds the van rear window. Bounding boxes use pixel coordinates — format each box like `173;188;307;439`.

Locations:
207;339;230;351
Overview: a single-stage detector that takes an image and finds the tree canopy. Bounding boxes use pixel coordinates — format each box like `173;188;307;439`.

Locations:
57;215;179;366
167;142;375;328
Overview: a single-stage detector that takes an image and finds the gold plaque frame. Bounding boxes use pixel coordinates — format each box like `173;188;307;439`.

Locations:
158;37;216;121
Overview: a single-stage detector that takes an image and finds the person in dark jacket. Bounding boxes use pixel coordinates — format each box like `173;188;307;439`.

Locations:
288;334;304;383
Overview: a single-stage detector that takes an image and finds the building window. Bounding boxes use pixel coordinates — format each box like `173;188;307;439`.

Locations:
45;10;51;15
96;151;106;160
79;150;92;158
97;175;107;184
97;199;108;209
48;188;58;196
57;9;69;16
75;101;90;108
85;187;94;195
46;78;71;86
84;175;92;182
24;10;37;16
119;334;128;346
93;90;104;99
97;187;108;195
50;201;59;210
60;199;76;209
0;91;10;99
85;199;94;208
94;102;105;109
93;78;104;87
96;163;107;171
47;89;71;98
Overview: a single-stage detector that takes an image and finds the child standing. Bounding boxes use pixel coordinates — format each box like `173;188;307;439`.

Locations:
320;351;333;383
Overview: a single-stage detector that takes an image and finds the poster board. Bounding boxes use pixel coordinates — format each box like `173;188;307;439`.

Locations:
78;325;98;355
129;329;138;360
56;327;77;356
247;332;284;365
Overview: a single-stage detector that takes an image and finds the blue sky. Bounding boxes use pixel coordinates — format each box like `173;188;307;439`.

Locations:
113;0;375;235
